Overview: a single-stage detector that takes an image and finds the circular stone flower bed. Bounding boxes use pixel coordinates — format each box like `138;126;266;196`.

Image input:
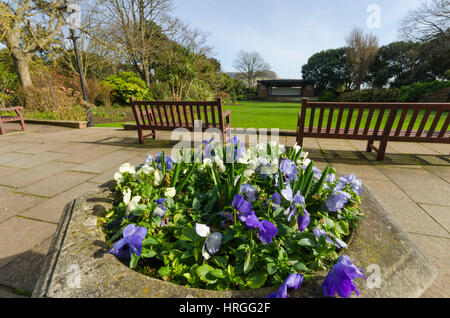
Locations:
101;139;368;298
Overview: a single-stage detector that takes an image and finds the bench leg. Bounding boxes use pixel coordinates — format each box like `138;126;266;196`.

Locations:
376;140;388;161
137;128;144;144
366;140;374;152
0;121;4;135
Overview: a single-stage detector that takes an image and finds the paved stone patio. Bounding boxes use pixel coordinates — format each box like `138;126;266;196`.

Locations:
0;123;448;298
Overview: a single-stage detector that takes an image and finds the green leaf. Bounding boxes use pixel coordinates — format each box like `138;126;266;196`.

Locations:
298;238;314;247
267;263;277;275
141;248;157;258
196;264;217;284
213;256;228;269
247;272;267;289
243;249;252;274
292;261;309;272
129;254;140;269
210;268;226;279
180;225;198;242
336;220;350;235
143;237;159;246
158;266;171;277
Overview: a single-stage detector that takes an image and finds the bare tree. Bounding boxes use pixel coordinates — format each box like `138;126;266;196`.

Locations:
233;50;271;89
0;0;65;88
96;0;180;88
399;0;450;42
345;28;379;90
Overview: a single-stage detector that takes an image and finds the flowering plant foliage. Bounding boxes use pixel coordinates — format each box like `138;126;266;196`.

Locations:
101;139;365;297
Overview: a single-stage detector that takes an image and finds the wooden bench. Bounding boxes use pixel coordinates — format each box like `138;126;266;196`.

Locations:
296;98;450;161
130;98;232;144
0;106;26;135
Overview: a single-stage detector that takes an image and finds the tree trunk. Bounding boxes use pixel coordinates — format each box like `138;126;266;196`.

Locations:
12;53;33;88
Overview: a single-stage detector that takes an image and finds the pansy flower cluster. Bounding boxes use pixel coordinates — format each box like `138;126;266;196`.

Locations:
102;138;365;298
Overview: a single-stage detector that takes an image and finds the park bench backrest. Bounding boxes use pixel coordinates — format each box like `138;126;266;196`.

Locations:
0;106;26;134
298;98;450;142
130;98;225;131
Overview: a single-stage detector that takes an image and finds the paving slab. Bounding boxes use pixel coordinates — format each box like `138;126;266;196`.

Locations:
69;150;146;174
0;143;38;154
419;204;450;233
378;167;450;206
0;166;23;177
2;152;66;169
0;161;75;188
363;179;449;238
418;143;450;155
0;236;52;293
0;187;46;223
18;171;95;198
20;182;100;224
0;285;28;298
410;234;450;298
55;144;122;164
387;142;441;155
0;153;33;165
423;166;450;183
0;217;56;269
330;162;390;181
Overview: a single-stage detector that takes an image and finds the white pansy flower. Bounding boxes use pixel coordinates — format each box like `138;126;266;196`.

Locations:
218;164;226;173
300;151;309;159
195;223;211;238
214;155;223;165
279;144;286;154
293;143;302;154
114;172;123;184
126;196;141;213
247;159;258;171
119;163;136;175
138;165;154;175
165;187;176;198
153;206;165;217
244;169;254;178
203;158;212;167
123;188;131;205
153;170;163;186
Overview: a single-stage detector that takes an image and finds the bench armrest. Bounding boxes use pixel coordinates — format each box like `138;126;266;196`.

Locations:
223;110;232;118
0;106;24;112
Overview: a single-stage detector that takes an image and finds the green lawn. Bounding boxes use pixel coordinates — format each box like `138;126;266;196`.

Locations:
96;100;448;132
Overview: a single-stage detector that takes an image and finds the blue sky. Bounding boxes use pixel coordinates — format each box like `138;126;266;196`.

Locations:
172;0;424;78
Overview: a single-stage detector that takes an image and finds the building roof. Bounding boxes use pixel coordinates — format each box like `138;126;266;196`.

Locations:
257;79;315;87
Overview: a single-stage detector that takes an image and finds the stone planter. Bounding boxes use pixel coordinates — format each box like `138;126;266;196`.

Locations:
32;182;437;298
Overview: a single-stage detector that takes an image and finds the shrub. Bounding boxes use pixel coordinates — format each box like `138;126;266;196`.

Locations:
398;81;450;102
338;88;400;102
101;72;153;104
319;90;337;102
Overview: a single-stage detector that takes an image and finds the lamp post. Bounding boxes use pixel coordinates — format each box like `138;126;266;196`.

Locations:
58;0;94;127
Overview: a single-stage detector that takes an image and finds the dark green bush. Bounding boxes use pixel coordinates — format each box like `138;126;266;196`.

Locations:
319;90;337;101
338;88;400;102
398;81;450;102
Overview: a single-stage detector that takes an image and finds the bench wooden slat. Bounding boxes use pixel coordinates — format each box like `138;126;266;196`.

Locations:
353;108;364;136
415;109;431;137
296;99;450;161
0;106;26;135
438;114;450;138
426;111;442;138
405;109;420;137
130;98;230;144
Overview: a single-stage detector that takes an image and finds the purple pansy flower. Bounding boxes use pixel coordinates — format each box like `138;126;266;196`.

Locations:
267;273;304;298
279;158;298;183
240;183;258;202
335;174;363;195
322;255;366;298
297;209;310;232
245;210;262;229
313;228;347;249
232;194;253;222
312;166;322;180
257;220;278;244
282;186;306;222
154;152;176;170
325;191;352;212
108;224;148;259
267;192;281;209
144;154;153;165
153;198;167;217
